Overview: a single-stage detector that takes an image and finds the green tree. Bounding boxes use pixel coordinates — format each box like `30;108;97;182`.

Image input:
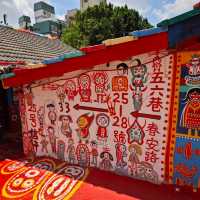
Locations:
62;2;152;48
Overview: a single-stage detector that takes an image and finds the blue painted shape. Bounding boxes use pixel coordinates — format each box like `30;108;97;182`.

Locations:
42;51;85;65
173;137;200;189
62;51;85;59
42;56;64;64
0;73;15;80
168;15;200;48
130;27;168;37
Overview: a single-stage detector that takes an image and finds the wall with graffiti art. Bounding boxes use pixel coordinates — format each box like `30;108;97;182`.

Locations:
19;52;173;185
170;51;200;190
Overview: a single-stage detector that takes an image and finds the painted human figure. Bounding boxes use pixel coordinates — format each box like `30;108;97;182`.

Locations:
76;144;90;166
115;143;127;168
76;113;94;143
92;72;108;93
78;74;91;102
40;135;49;153
186;55;200;76
37;106;45;128
100;151;113;171
130;59;148;111
90;140;98;167
181;88;200;136
64;79;78;101
96;113;110;145
47;126;57;154
67;138;76;164
128;144;142;176
56;86;66;103
47;103;57;125
59;115;73;138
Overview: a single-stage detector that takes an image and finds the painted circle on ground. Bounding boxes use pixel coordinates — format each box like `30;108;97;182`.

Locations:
36;165;88;200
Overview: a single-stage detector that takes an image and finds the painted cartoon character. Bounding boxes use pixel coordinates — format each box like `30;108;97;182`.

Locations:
76;113;94;143
127;119;146;145
57;140;65;160
115;143;127;168
90;140;98;167
96;113;110;145
181;88;200;136
128;144;142;176
40;135;48;153
76;144;90;166
64;79;78;101
78;74;91;102
47;126;57;154
186;55;200;76
59;115;73;138
112;63;128;92
130;59;148;111
136;161;159;184
67;138;76;164
37;106;45;128
92;72;109;93
47;103;57;125
56;86;66;103
100;151;113;171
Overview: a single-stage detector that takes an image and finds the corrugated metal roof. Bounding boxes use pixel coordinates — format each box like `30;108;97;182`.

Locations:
0;25;76;63
157;8;200;27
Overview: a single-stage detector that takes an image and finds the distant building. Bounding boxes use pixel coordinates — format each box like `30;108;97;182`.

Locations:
80;0;106;11
33;1;65;37
65;9;78;26
34;1;55;23
18;15;31;29
33;20;65;37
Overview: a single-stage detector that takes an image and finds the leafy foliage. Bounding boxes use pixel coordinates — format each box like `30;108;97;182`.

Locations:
62;2;152;48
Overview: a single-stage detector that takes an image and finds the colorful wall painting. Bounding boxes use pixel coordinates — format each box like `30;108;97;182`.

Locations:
18;52;173;185
170;51;200;190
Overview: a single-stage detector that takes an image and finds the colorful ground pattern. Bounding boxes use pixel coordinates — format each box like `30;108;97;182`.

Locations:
0;156;200;200
0;157;88;200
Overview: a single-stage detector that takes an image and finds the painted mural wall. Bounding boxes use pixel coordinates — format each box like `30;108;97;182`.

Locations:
170;52;200;190
19;52;173;185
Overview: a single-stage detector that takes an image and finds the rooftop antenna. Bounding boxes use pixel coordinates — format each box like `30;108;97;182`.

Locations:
3;14;8;25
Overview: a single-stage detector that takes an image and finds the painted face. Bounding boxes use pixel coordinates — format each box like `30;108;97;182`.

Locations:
95;74;106;85
104;153;109;159
79;75;90;89
65;80;76;91
133;65;145;77
62;116;70;126
191;58;199;65
48;127;54;134
78;117;88;128
96;114;109;127
190;91;200;101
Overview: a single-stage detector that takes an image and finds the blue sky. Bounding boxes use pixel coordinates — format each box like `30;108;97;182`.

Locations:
0;0;199;27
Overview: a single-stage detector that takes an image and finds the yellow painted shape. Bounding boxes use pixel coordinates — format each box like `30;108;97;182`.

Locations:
102;36;137;46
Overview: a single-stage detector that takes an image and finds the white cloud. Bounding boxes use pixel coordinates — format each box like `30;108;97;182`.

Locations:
57;14;65;21
152;0;200;22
